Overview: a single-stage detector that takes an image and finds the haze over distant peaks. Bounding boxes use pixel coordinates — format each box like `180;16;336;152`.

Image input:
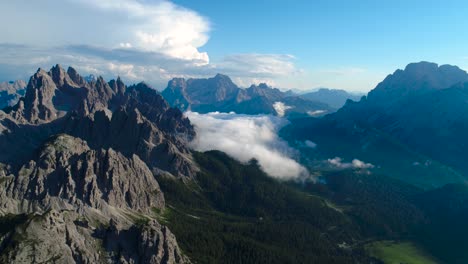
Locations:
299;88;363;109
0;80;26;109
162;74;333;117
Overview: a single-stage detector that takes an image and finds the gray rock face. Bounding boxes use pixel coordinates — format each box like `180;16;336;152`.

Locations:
0;65;193;263
0;136;189;264
1;64;197;178
103;219;190;264
5;135;164;214
0;210;189;264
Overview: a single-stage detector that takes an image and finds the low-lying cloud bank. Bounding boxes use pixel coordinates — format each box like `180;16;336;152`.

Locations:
327;157;374;169
185;112;310;180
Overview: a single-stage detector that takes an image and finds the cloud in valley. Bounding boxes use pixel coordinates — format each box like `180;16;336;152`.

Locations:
304;140;317;148
185;112;310;180
327;157;374;170
307;110;327;116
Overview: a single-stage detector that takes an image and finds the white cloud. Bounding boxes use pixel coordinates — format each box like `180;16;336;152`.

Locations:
307;110;327;116
231;77;277;88
217;54;300;78
119;43;133;48
273;102;293;117
185;112;310;180
0;0;210;63
328;157;374;170
0;1;302;89
74;0;211;63
304;140;317;148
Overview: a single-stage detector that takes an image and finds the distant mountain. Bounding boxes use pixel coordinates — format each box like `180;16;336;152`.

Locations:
0;80;26;109
0;80;26;93
299;88;363;108
282;61;468;188
161;74;334;117
368;61;468;106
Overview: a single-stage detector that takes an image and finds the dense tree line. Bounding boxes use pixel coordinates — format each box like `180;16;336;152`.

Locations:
159;150;468;263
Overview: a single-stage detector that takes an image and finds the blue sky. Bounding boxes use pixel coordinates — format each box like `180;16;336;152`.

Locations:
173;0;468;90
0;0;467;92
176;0;468;62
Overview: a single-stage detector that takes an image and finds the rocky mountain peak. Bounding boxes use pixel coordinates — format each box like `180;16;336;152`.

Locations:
214;73;231;81
0;66;195;263
67;66;86;86
168;77;187;88
20;67;60;123
49;64;69;87
367;61;468;106
108;76;126;95
257;83;270;89
404;61;439;74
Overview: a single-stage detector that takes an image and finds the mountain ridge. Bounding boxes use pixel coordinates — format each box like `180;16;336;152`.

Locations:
161;74;333;117
282;61;468;188
0;65;195;263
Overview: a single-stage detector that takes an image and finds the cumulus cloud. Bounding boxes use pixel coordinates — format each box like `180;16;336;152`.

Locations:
273;102;293;117
0;1;302;89
185;112;310;180
307;110;327;116
328;157;374;170
0;0;210;63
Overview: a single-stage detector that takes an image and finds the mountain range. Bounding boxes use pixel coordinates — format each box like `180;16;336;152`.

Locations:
298;88;363;109
1;63;468;263
161;74;334;117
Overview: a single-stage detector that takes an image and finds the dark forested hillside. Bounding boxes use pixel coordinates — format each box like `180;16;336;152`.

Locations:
158;151;468;263
158;151;374;264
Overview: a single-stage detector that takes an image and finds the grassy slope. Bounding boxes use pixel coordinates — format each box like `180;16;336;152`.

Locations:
365;241;438;264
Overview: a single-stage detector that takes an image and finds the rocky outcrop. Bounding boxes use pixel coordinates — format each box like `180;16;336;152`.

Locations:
2;135;164;214
0;210;189;264
0;65;194;263
103;219;190;264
